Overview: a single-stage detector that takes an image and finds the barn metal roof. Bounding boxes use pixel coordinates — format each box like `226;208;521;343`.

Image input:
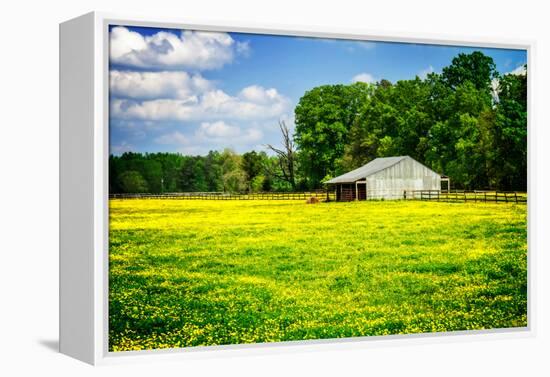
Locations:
325;156;409;184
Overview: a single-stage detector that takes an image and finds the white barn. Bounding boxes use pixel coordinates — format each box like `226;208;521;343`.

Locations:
326;156;444;201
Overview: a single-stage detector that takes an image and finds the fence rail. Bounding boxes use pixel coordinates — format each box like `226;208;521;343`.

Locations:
110;191;336;201
110;189;526;204
406;190;527;204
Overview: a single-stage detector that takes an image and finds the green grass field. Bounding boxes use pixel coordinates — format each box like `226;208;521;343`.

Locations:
108;199;527;352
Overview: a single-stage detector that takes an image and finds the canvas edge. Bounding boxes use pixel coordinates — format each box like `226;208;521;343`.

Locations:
59;11;97;365
59;10;536;365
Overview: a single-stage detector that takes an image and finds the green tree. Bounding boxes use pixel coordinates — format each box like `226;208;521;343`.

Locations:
441;51;497;91
493;68;527;190
179;156;208;192
204;150;223;191
157;153;185;192
220;149;246;192
250;174;266;192
241;151;264;192
142;159;163;193
425;81;493;188
294;82;374;187
341;78;432;172
118;170;148;193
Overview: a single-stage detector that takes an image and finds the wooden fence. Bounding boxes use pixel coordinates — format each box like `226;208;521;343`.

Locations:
110;190;336;201
406;190;527;204
110;189;526;204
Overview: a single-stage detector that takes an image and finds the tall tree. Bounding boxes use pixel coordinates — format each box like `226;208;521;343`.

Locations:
204;150;223;191
441;51;497;92
294;82;374;187
220;149;246;193
492;68;527;190
179;156;207;192
241;151;264;192
142;159;163;193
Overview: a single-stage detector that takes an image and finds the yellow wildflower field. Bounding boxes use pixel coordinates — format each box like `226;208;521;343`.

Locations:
109;199;527;352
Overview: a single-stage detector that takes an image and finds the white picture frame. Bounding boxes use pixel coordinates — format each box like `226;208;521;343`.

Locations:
59;11;535;365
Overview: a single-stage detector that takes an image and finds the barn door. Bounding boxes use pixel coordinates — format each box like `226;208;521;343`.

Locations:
357;182;367;200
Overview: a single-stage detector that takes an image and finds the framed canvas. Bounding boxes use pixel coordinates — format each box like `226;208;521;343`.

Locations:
59;12;534;365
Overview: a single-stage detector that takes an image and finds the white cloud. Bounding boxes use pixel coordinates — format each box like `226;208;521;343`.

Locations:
197;121;240;138
154;131;189;145
508;65;527;76
110;70;213;100
111;98;197;121
110;27;147;61
110;26;249;70
351;72;376;84
238;85;282;104
243;128;263;143
196;121;263;144
418;65;434;79
236;40;251;56
110;141;134;154
111;85;291;122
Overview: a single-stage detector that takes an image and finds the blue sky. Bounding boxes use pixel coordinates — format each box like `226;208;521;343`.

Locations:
109;25;527;156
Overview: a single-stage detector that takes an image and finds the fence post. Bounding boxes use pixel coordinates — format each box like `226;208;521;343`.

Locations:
515;192;518;203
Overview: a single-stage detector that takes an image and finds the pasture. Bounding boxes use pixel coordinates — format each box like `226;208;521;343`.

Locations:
109;199;527;351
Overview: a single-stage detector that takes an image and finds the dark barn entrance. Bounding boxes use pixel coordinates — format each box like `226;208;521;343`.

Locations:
335;181;366;201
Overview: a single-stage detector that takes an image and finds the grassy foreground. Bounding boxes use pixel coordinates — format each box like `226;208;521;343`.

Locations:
109;199;527;351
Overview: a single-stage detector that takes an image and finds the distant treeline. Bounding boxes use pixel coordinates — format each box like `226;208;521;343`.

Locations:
110;52;527;193
109;150;295;194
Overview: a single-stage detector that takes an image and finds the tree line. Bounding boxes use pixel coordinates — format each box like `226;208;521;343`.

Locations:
110;51;527;193
109;149;296;194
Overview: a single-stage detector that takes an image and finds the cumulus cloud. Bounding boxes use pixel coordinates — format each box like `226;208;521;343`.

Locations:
351;72;376;84
110;26;249;70
108;27;291;155
110;70;213;100
110;85;291;122
238;85;282;104
110;27;147;61
197;121;241;138
196;121;263;144
154;131;189;145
